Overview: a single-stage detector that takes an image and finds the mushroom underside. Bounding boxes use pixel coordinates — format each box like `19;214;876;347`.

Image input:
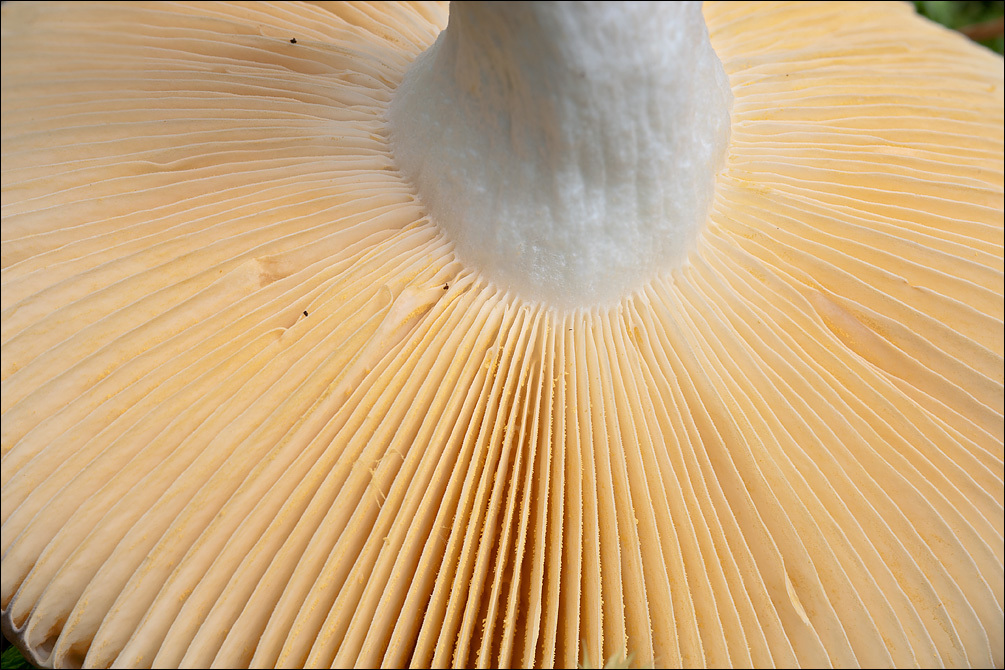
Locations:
1;1;1003;668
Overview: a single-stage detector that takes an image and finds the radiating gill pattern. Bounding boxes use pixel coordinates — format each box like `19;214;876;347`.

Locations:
1;2;1002;668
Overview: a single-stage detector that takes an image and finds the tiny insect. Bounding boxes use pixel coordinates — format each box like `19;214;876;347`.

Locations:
290;38;297;44
443;283;449;290
303;310;309;316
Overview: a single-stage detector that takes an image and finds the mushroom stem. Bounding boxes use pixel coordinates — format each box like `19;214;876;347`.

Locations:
390;1;732;311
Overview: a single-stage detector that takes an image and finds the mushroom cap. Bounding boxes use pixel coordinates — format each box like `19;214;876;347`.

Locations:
1;1;1002;668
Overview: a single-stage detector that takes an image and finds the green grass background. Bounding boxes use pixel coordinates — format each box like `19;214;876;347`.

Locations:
916;0;1004;53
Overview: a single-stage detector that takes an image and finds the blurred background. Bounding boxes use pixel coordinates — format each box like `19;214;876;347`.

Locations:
915;0;1005;54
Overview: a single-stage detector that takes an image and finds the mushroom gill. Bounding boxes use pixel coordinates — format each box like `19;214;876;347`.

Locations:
1;1;1002;668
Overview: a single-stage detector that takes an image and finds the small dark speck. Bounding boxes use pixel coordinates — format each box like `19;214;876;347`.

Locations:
290;38;297;44
443;283;449;290
303;310;309;316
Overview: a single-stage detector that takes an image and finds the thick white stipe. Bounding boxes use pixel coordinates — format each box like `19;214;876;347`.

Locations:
390;1;732;310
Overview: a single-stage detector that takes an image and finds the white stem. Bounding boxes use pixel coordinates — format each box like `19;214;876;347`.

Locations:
390;1;731;310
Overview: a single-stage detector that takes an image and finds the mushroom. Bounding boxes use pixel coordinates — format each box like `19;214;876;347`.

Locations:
1;1;1002;668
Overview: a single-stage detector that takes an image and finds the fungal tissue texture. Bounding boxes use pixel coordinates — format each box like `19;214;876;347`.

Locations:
390;1;733;310
1;1;1003;669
